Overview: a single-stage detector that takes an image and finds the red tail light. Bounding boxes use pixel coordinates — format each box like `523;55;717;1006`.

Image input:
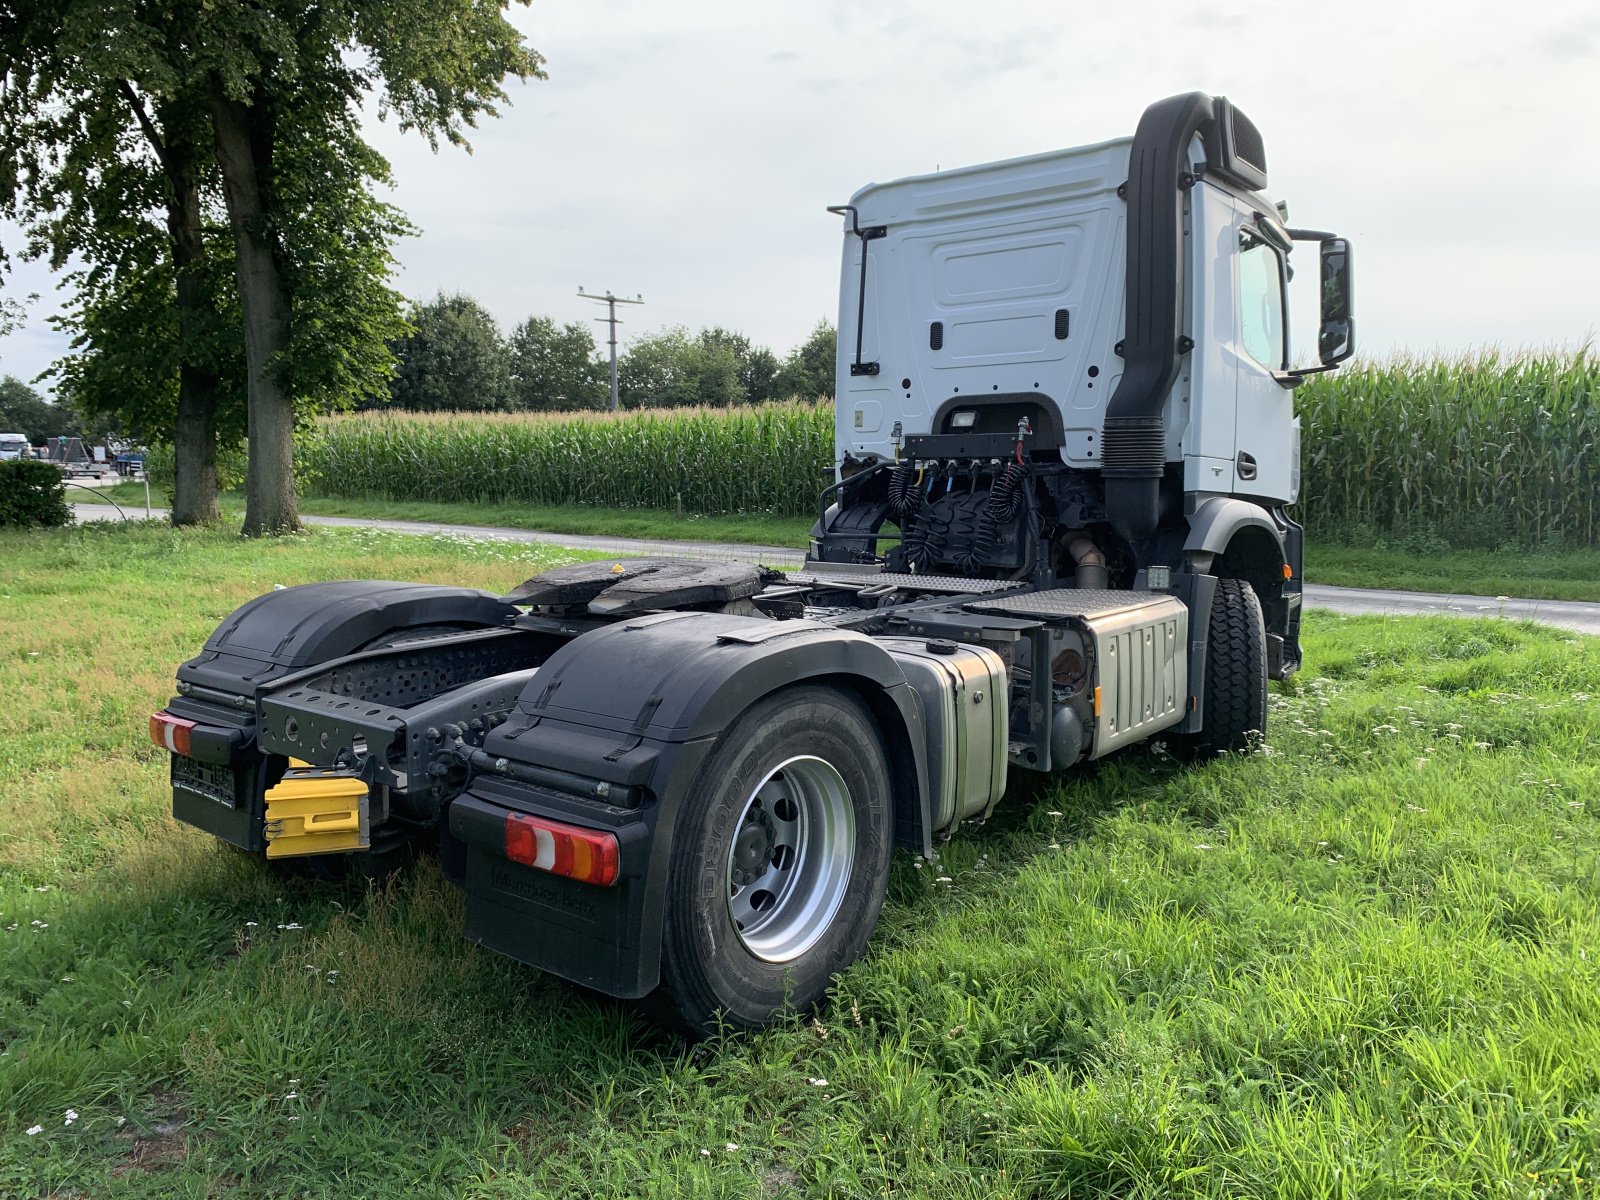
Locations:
150;711;196;756
504;813;619;887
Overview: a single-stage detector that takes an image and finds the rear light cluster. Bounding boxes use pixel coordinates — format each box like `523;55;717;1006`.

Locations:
505;812;619;887
150;711;196;756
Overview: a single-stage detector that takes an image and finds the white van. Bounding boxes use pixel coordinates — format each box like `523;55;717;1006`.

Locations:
0;433;31;461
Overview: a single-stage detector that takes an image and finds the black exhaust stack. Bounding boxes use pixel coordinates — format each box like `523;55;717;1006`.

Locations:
1101;91;1222;542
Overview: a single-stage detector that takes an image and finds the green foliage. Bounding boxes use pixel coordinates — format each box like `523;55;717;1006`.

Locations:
1306;543;1600;602
508;316;607;411
700;326;781;404
273;114;415;416
0;376;76;443
617;326;742;409
387;293;512;412
1298;348;1600;547
0;459;71;527
142;441;249;499
1;0;541;535
0;293;34;341
3;525;1600;1197
303;403;835;516
775;319;837;401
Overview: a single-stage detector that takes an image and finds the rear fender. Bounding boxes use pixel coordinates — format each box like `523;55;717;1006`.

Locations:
177;580;517;698
165;581;518;850
454;612;930;999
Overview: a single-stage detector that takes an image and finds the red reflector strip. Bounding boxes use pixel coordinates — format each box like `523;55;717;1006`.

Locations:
150;711;196;757
504;812;619;887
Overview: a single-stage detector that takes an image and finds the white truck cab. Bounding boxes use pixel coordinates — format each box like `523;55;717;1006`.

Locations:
0;433;30;461
820;91;1354;680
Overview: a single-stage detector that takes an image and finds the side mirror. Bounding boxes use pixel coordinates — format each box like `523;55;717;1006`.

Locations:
1317;238;1354;366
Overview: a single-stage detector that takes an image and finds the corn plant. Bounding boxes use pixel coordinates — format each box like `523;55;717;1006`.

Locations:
300;402;836;518
1297;346;1597;547
300;348;1598;549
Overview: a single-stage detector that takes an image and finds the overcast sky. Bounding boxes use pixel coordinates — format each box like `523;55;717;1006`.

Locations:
3;0;1597;398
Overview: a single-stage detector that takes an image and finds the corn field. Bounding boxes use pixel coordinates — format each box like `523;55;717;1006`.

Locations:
1296;347;1598;547
299;402;835;518
298;350;1598;546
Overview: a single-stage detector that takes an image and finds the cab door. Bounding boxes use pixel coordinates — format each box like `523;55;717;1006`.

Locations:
1230;203;1297;504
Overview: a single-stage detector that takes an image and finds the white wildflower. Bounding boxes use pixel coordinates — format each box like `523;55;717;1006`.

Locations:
26;1125;42;1136
64;1109;78;1125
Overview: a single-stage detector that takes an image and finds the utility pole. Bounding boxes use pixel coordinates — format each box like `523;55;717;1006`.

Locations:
577;288;645;411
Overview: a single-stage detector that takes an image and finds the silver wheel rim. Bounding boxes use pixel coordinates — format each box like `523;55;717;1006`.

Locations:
724;754;855;963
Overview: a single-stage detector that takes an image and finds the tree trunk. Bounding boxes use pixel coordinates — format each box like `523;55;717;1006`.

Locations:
121;84;222;526
208;83;297;536
164;129;221;525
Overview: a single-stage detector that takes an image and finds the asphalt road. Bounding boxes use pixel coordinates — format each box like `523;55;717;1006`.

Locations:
72;503;1600;636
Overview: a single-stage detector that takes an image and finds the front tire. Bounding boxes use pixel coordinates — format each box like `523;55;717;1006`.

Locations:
1176;577;1268;758
653;685;893;1036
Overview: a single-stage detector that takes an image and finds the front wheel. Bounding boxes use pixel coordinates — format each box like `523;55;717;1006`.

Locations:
652;685;893;1036
1172;577;1268;759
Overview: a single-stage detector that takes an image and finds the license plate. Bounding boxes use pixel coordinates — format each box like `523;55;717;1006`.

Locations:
172;756;237;809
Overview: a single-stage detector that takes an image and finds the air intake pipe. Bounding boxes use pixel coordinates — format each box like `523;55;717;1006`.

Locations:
1100;91;1217;543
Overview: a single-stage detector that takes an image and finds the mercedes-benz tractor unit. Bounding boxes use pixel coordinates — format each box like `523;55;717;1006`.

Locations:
152;92;1355;1034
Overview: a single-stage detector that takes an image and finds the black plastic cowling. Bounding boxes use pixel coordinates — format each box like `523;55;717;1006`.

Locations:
1101;91;1217;542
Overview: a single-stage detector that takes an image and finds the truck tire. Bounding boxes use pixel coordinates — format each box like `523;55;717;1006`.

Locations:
653;685;893;1036
1176;577;1267;758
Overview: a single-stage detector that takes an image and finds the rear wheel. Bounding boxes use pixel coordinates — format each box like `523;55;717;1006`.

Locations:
653;686;892;1035
1175;577;1268;758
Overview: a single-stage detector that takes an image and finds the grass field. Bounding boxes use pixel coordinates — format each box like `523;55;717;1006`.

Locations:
2;522;1598;1197
1305;543;1600;603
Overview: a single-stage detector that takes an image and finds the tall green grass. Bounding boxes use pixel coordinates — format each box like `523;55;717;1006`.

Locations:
1296;347;1598;547
297;349;1598;547
300;403;835;519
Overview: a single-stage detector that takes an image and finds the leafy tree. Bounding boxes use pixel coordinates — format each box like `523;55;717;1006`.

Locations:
508;316;606;411
390;293;511;412
2;0;542;535
698;327;779;405
2;3;422;529
775;319;837;400
618;327;742;409
1;12;233;523
0;375;76;442
196;0;542;533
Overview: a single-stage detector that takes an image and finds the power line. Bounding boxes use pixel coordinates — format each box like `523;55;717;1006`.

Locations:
577;288;645;411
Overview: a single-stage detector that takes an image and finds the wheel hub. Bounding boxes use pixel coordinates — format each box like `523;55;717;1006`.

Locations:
730;807;776;886
723;755;856;963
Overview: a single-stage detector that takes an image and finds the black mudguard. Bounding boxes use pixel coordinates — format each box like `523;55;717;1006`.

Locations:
450;611;930;1000
177;580;517;697
166;581;517;849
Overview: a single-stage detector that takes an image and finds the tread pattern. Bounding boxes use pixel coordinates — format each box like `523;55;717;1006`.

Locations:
1191;578;1268;756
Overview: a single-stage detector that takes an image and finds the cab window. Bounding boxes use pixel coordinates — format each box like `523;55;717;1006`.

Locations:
1238;231;1286;369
